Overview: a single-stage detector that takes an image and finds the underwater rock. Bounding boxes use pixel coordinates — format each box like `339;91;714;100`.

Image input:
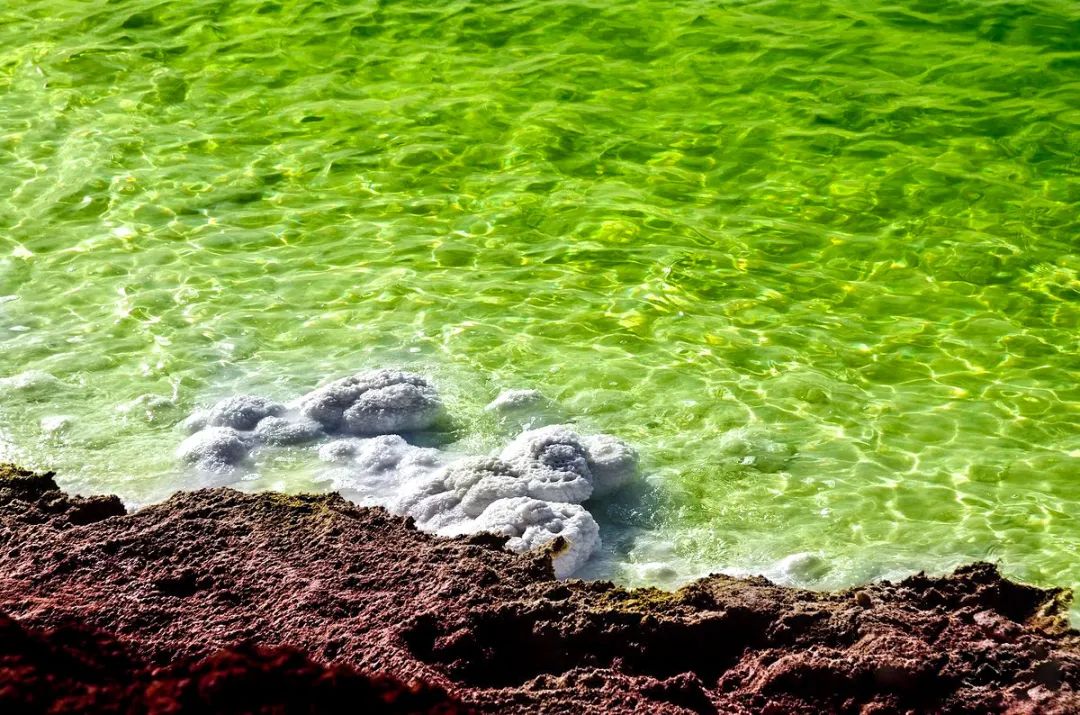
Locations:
484;388;560;430
181;410;209;433
176;427;254;471
0;370;65;397
39;415;73;435
118;394;177;423
473;496;600;578
772;551;831;583
294;369;441;435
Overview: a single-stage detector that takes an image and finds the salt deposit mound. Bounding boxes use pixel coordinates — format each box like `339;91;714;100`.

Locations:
178;370;638;577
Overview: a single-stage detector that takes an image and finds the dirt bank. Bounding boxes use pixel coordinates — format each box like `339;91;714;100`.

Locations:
1;464;1077;713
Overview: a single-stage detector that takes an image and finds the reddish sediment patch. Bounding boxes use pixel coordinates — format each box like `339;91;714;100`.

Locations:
0;614;465;714
1;464;1078;713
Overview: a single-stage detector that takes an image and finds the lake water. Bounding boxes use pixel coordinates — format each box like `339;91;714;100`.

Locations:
0;0;1077;593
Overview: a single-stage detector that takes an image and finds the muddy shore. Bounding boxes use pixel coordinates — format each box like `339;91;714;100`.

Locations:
1;464;1078;713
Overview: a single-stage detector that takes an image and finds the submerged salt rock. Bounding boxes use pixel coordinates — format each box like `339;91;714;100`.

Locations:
341;435;441;475
119;394;178;424
0;370;65;396
317;438;368;463
342;381;440;435
582;433;638;497
499;425;594;503
717;426;794;473
473;496;601;578
485;389;545;413
40;415;73;435
295;369;441;435
176;427;254;472
182;410;209;434
254;415;323;445
773;552;831;583
396;457;530;531
204;395;284;431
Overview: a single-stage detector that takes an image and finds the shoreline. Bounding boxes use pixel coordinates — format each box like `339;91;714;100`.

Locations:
2;463;1078;713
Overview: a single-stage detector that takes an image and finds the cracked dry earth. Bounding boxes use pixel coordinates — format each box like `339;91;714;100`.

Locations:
1;464;1078;714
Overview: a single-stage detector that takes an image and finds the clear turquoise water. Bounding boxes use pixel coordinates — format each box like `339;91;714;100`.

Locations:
0;1;1077;592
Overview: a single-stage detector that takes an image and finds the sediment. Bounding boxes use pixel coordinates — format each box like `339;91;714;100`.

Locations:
1;464;1078;714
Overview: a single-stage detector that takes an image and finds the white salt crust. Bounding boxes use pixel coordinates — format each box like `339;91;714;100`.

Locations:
178;371;637;577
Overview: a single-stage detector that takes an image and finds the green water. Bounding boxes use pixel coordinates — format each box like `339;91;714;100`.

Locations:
0;0;1077;592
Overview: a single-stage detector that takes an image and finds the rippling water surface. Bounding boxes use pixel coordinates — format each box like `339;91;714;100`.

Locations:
1;0;1077;592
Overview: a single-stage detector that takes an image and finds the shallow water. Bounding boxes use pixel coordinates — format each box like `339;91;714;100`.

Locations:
0;1;1077;594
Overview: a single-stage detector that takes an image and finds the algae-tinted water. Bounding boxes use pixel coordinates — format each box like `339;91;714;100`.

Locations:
0;1;1077;591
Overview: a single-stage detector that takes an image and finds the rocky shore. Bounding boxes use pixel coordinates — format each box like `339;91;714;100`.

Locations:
2;464;1078;713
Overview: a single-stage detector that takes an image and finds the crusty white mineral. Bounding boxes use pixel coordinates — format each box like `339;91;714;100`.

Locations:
253;415;324;445
485;388;545;413
294;369;441;435
473;497;601;578
499;425;595;503
582;433;638;497
176;427;254;472
396;457;530;532
205;395;285;431
316;435;444;506
178;371;639;579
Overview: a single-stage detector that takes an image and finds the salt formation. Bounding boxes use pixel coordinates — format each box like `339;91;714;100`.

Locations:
176;427;255;472
581;433;638;497
498;425;595;503
177;371;639;578
485;389;545;413
396;457;529;532
254;416;323;445
393;425;636;576
293;369;441;435
716;426;794;473
484;388;560;430
316;435;444;505
473;497;601;579
0;370;65;397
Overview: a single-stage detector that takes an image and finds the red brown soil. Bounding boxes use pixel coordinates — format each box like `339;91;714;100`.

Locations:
0;614;464;714
1;464;1078;714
